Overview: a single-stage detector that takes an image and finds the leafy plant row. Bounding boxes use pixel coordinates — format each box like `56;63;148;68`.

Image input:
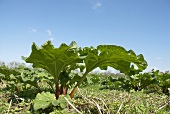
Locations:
100;70;170;95
0;63;170;113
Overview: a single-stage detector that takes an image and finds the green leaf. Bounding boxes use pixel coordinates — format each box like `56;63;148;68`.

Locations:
84;45;148;75
24;41;82;80
69;75;82;84
59;70;70;85
34;92;69;110
34;92;56;110
52;100;59;106
58;95;68;108
21;56;27;61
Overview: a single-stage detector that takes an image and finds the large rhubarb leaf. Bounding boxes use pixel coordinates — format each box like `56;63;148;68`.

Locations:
24;41;82;80
75;45;148;81
84;45;147;75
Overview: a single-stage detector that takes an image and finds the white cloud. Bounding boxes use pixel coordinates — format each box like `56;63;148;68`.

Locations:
155;57;162;60
28;28;37;32
31;28;37;32
49;37;54;41
47;29;52;36
92;2;102;10
46;29;54;41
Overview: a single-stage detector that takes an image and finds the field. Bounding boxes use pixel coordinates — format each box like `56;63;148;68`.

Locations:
0;64;170;114
0;41;170;113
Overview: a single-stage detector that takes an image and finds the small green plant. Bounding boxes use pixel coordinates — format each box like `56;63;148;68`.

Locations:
33;92;69;111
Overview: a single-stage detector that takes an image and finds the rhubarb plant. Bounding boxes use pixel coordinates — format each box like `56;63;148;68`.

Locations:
22;41;82;99
23;41;148;99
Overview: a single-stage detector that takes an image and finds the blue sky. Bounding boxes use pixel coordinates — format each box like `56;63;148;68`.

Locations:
0;0;170;72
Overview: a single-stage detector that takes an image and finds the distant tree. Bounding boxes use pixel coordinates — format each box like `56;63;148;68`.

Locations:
0;61;5;66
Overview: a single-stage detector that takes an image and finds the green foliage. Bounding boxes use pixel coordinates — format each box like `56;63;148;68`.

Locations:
23;41;81;79
0;66;20;81
0;65;51;93
1;64;169;113
33;92;69;113
154;70;170;95
78;45;147;74
101;70;170;95
34;92;56;110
